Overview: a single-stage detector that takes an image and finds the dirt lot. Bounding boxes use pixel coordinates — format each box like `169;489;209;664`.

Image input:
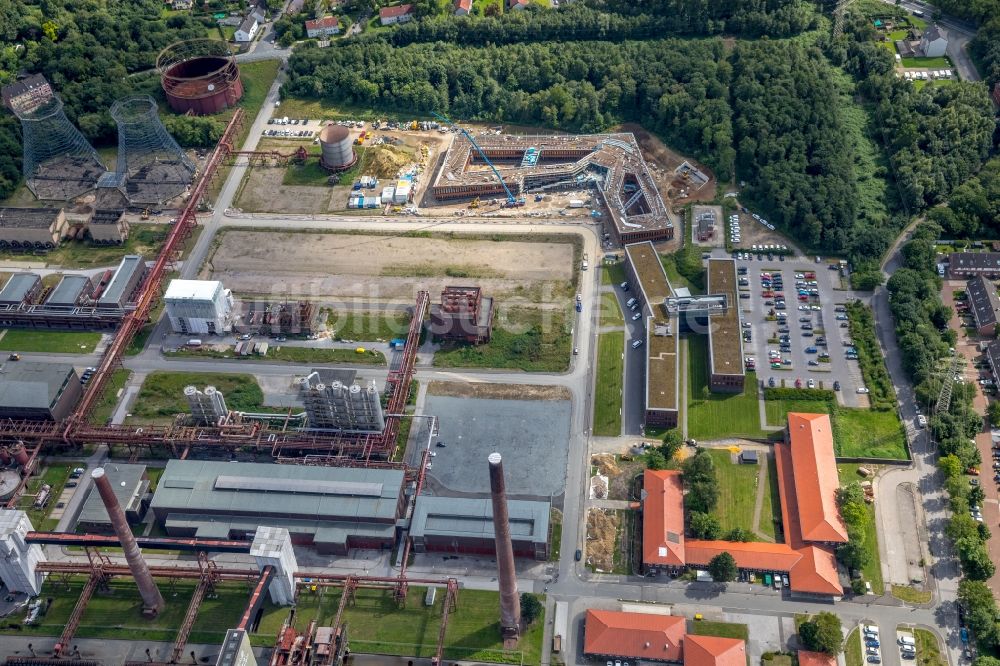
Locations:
591;454;645;501
730;211;802;253
205;230;575;304
621;123;718;206
587;509;620;572
233;129;453;215
426;381;570;401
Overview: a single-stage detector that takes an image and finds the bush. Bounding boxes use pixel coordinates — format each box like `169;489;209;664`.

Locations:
520;593;542;624
799;612;844;654
845;302;896;409
708;552;738;582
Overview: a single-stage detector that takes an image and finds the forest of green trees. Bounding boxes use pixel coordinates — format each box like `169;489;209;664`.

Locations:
0;0;214;199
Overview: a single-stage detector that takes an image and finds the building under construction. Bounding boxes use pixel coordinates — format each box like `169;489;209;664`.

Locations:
428;286;494;344
298;369;385;433
237;299;321;337
432;132;674;244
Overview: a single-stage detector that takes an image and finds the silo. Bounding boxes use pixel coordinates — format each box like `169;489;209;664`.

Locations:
319;125;356;171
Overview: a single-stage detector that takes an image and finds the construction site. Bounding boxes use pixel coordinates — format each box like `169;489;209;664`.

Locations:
0;105;553;666
431;132;675;244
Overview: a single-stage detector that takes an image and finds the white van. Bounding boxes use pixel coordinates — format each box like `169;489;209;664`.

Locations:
898;636;915;647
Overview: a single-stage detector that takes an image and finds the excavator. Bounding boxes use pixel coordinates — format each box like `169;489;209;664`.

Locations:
469;197;480;209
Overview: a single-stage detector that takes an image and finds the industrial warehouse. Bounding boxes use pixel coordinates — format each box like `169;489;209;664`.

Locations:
0;255;145;330
624;242;745;428
149;460;406;553
431;132;674;243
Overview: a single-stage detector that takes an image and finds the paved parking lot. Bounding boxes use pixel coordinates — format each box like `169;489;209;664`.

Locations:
731;254;867;407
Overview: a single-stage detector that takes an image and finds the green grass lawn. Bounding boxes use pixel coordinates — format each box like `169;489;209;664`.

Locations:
759;453;783;541
167;345;386;366
19;463;72;531
593;332;624;436
707;449;770;536
433;307;571;372
281;157;330;187
901;56;951;68
764;397;833;426
254;587;543;664
599;292;624;327
0;577;246;643
328;310;412;341
88;368;131;425
914;78;956;91
893;584;932;604
127;371;271;423
915;628;946;666
687;336;766;440
687;620;749;641
601;262;627;287
0;329;101;353
834;408;907;459
837;464;885;594
846;628;863;666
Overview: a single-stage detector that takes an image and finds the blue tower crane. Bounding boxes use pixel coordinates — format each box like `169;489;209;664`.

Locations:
431;112;522;206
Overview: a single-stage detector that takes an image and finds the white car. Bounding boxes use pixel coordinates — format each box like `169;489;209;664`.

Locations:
916;414;927;428
807;379;815;388
857;387;870;394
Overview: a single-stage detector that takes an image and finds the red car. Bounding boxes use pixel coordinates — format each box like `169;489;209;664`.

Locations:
795;378;802;388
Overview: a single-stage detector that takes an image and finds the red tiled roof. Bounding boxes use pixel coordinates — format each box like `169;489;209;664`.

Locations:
379;3;413;18
685;539;803;572
789;545;843;596
643;469;685;567
305;15;338;30
799;651;837;666
455;0;472;9
684;635;747;666
584;610;685;661
774;437;843;596
786;413;848;543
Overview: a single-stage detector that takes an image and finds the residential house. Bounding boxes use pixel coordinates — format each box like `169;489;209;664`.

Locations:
305;15;340;38
509;0;530;8
455;0;472;14
234;15;259;42
919;24;948;57
966;274;1000;336
379;4;414;25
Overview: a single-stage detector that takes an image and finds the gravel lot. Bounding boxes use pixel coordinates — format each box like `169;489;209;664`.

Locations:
420;394;571;501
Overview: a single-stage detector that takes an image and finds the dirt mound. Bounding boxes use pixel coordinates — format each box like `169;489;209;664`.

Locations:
592;454;621;477
427;381;570;401
367;144;413;178
587;509;619;572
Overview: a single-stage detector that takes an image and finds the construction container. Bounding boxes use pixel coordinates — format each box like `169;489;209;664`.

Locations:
568;199;586;208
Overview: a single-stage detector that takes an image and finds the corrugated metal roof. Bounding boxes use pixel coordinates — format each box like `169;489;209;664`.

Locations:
0;361;75;410
152;460;403;523
0;272;40;304
77;464;149;526
98;254;143;306
410;495;549;542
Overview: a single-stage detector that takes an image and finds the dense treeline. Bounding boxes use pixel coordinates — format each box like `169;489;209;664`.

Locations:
929;0;1000;24
368;1;814;47
729;41;858;253
873;78;994;209
581;0;814;36
828;11;996;247
286;39;736;178
927;156;1000;238
0;0;213;199
971;20;1000;94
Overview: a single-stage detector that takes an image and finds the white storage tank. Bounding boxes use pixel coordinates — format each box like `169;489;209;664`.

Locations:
319;124;356;171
